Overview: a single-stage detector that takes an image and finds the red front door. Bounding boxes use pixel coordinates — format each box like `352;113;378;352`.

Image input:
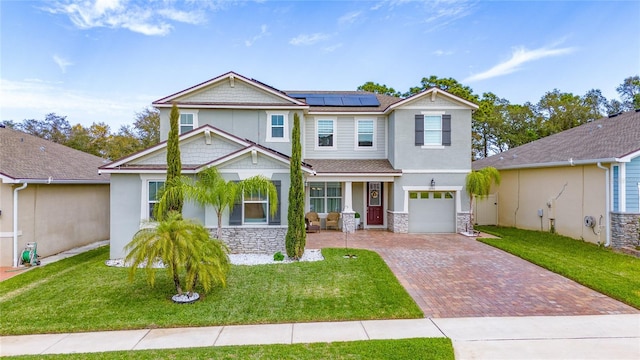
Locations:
367;182;383;225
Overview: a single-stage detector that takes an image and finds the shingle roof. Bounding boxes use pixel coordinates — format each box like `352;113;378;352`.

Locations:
0;127;109;183
304;159;401;174
473;110;640;170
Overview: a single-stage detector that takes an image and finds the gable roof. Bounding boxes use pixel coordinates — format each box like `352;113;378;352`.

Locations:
99;125;314;174
152;71;308;108
473;110;640;170
388;87;479;111
0;127;109;184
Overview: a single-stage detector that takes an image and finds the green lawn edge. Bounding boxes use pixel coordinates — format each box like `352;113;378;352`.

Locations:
0;246;423;335
476;225;640;309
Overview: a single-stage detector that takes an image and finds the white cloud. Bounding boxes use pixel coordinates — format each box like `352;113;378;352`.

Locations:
433;49;453;56
339;11;362;24
323;43;343;53
0;78;151;128
53;55;73;73
45;0;207;36
289;33;330;46
464;45;576;83
245;24;269;47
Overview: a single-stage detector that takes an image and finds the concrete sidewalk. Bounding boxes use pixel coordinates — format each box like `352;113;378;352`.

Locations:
2;314;639;358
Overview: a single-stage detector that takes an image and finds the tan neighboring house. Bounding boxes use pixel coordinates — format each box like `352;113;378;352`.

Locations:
0;126;110;267
473;110;640;248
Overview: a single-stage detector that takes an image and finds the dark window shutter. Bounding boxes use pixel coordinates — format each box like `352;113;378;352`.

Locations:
229;181;242;225
415;115;424;146
269;180;281;225
442;114;451;146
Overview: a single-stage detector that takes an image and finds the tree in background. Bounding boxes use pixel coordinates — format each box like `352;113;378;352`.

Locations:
616;75;640;111
133;107;161;148
285;112;306;259
357;82;402;97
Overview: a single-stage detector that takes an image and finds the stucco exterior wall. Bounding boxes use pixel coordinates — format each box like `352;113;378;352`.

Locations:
0;183;109;267
303;116;387;159
494;165;608;244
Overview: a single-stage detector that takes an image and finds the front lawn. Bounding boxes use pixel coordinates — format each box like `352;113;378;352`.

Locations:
10;338;454;360
477;226;640;309
0;246;422;335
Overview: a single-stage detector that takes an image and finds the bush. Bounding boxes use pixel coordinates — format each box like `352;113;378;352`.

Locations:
273;251;285;261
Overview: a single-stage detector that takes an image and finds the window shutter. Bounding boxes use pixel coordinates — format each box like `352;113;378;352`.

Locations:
268;180;281;225
442;114;451;146
415;115;424;146
229;181;242;225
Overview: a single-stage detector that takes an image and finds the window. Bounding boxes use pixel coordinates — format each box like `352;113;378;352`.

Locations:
148;181;165;220
266;112;289;142
229;181;281;225
317;119;335;148
357;120;374;148
180;113;194;134
424;116;442;145
415;114;451;147
309;182;342;213
243;189;268;224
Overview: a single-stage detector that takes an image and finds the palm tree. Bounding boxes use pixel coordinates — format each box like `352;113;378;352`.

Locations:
177;167;278;240
465;166;501;232
125;211;230;297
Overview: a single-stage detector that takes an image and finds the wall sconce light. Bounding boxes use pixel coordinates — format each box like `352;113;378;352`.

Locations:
430;178;436;187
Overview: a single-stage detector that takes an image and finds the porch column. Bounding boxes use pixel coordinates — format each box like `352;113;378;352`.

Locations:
342;181;355;233
343;181;353;211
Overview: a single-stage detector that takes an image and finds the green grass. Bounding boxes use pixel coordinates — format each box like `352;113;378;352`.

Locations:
477;226;640;309
9;338;454;360
0;246;422;335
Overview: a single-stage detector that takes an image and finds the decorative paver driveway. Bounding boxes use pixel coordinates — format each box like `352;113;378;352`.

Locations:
306;230;639;318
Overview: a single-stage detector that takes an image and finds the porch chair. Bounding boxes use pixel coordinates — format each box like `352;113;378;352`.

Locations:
326;212;340;230
305;212;321;232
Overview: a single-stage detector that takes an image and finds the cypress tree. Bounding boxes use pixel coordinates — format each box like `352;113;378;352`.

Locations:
163;103;183;217
285;112;306;259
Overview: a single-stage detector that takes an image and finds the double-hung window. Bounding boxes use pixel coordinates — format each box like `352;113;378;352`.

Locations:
266;112;289;142
309;182;342;213
179;111;198;134
357;119;374;148
414;113;451;147
243;189;268;224
147;181;165;220
317;119;335;148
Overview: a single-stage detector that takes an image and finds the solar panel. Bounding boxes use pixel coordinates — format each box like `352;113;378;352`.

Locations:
305;97;325;106
286;93;380;107
341;96;362;106
358;95;380;106
324;96;344;106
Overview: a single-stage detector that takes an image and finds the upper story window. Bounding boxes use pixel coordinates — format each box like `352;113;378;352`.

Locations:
415;113;451;148
317;119;336;149
266;111;289;142
179;111;198;134
357;119;374;148
424;116;442;145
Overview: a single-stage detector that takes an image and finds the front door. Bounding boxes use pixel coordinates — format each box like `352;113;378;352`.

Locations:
367;182;383;225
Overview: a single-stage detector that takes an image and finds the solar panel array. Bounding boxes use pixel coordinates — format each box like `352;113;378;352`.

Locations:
288;93;380;107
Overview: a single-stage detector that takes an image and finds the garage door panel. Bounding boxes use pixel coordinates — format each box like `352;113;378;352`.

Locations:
409;191;455;233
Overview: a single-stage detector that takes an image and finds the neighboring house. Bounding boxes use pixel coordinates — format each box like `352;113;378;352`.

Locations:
100;71;478;259
0;127;110;267
473;109;640;248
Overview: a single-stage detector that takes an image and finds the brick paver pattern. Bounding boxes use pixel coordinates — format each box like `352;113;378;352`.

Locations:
307;230;639;318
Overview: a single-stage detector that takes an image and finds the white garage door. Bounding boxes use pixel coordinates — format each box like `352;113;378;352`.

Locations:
409;191;456;233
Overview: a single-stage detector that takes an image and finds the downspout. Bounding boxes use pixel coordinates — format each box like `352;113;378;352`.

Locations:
596;162;610;247
13;182;28;266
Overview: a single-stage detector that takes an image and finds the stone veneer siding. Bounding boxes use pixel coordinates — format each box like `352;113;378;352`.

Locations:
342;211;355;233
387;211;408;233
457;213;471;234
610;212;640;248
212;227;287;254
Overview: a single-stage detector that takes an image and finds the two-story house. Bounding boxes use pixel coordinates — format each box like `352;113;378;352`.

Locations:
100;72;478;259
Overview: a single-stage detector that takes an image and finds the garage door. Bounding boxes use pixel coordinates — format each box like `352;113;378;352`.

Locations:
409;191;455;233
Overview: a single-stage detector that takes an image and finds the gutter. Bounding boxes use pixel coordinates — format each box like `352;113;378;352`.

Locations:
13;183;27;266
482;157;620;171
596;162;611;247
3;178;108;184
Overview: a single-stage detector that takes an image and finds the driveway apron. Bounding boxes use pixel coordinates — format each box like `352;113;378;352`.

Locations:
306;230;638;318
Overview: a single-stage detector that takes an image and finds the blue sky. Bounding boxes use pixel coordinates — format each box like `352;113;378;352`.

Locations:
1;0;639;129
